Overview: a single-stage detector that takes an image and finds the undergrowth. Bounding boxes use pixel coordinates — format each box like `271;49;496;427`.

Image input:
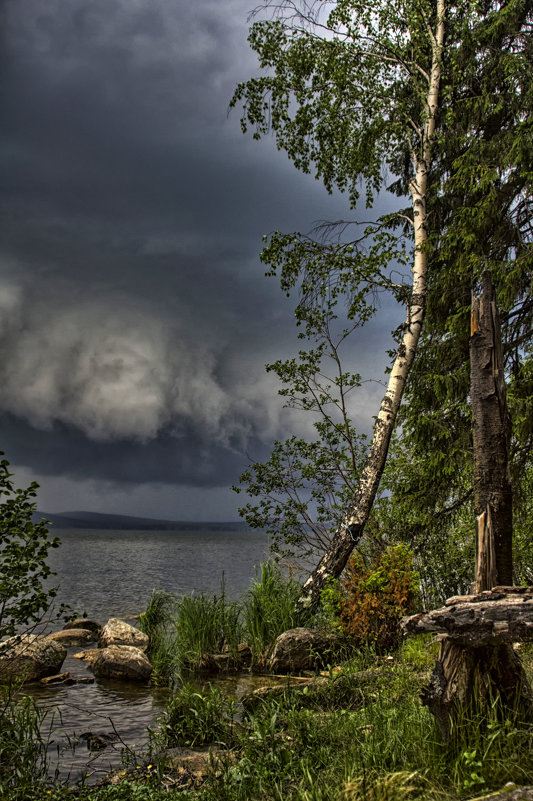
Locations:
6;642;533;801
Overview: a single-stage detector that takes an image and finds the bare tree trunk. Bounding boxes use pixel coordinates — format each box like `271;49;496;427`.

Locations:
295;0;446;613
470;271;513;586
420;275;531;740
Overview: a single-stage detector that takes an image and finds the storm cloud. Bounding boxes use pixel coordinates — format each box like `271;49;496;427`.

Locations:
0;0;396;519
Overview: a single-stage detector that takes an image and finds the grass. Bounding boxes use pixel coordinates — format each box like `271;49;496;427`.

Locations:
6;570;533;801
0;686;56;799
154;681;236;748
138;562;313;683
5;642;533;801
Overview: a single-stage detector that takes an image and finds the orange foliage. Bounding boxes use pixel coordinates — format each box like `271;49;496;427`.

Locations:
340;544;420;652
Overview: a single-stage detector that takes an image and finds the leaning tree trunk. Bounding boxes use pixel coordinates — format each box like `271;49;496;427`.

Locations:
294;0;446;614
420;273;532;741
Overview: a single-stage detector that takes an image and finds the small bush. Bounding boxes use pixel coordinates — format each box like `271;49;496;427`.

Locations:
340;544;420;652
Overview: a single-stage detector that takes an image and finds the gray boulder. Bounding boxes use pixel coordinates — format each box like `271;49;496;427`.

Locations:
267;627;340;673
99;618;149;651
0;634;67;683
89;645;152;682
470;787;533;801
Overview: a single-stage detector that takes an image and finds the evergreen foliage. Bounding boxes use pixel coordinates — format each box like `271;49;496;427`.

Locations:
384;0;533;588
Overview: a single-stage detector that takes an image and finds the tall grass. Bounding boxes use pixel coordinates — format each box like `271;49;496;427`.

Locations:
139;562;309;681
0;688;51;798
242;562;310;664
139;590;182;685
175;590;243;670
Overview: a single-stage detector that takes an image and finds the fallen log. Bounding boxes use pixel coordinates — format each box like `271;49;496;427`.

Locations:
401;586;533;740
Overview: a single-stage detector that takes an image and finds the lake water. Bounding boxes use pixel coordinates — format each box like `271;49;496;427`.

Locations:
46;528;271;621
27;527;272;784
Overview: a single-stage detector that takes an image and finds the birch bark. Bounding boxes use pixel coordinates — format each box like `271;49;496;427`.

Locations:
296;0;446;611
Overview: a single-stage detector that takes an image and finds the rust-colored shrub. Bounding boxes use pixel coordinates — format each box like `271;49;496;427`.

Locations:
340;544;420;652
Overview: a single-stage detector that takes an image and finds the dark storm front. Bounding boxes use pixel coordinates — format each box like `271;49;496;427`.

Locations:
46;528;270;624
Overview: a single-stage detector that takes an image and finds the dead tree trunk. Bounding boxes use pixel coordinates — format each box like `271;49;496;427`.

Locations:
470;271;513;587
419;274;532;740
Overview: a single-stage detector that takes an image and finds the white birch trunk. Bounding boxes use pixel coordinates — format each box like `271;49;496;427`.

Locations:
295;0;446;612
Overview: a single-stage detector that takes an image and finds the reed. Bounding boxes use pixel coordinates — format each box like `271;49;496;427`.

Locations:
242;561;310;664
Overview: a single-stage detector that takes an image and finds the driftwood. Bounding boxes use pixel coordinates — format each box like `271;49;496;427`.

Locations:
401;586;533;647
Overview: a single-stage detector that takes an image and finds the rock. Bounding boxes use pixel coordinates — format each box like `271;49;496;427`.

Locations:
73;649;100;666
99;618;149;651
79;731;119;751
469;786;533;801
100;747;234;791
241;670;381;713
267;628;341;673
40;672;75;686
47;629;98;647
164;745;221;773
241;679;312;712
0;634;66;683
210;644;253;672
89;645;152;682
63;618;102;635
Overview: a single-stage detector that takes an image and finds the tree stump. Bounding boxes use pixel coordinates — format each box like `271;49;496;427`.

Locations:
421;639;533;741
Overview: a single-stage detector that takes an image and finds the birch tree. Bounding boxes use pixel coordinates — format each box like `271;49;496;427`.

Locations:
376;0;533;597
232;0;447;607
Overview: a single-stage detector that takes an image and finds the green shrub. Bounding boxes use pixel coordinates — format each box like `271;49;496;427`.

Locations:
340;544;420;652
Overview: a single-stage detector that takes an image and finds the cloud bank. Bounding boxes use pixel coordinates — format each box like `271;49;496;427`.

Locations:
0;275;292;448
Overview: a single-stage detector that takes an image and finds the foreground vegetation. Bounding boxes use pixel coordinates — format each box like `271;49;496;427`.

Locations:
3;637;533;801
2;557;533;801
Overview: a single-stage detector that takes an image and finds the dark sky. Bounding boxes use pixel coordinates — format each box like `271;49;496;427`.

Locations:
0;0;401;520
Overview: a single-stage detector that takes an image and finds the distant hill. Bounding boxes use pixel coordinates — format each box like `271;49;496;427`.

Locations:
33;510;249;532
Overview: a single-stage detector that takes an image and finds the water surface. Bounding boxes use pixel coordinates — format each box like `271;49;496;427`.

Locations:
30;527;271;783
